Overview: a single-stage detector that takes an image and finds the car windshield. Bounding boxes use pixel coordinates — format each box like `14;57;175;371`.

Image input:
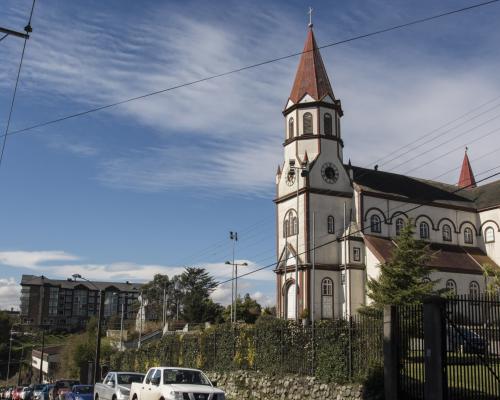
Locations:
73;386;92;394
34;386;45;391
163;370;211;386
117;375;144;385
59;381;79;388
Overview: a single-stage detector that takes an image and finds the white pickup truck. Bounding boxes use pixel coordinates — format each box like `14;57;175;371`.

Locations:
94;372;146;400
129;367;225;400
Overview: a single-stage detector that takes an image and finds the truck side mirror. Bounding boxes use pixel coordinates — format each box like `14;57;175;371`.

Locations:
211;381;217;387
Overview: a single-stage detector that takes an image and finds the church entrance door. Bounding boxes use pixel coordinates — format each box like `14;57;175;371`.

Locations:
286;283;296;319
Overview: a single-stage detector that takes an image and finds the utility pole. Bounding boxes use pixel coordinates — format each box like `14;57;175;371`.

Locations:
6;330;14;380
119;302;124;351
94;290;105;383
38;328;45;383
229;231;238;323
0;26;30;40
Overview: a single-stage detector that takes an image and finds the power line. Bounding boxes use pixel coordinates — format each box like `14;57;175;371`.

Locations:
366;95;500;168
3;0;499;139
216;169;500;287
0;0;36;167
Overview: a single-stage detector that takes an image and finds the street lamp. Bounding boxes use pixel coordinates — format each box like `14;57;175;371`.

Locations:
225;261;248;322
71;274;104;384
289;159;309;322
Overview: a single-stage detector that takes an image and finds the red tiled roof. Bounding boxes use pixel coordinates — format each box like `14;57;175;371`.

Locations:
458;150;476;189
289;28;335;103
364;234;498;275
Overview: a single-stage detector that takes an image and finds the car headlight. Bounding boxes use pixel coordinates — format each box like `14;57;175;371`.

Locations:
168;392;183;400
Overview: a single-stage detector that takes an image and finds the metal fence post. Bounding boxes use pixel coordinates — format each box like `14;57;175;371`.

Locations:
384;305;399;400
423;297;447;400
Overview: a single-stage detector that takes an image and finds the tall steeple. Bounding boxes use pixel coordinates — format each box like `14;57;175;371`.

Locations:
458;148;476;189
288;26;336;104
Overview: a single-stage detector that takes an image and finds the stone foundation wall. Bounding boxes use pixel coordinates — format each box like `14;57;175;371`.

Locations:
206;371;382;400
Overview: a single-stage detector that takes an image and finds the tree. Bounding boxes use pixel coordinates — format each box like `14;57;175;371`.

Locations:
180;267;222;323
482;263;500;295
140;273;171;320
364;222;437;311
0;311;13;378
223;293;262;323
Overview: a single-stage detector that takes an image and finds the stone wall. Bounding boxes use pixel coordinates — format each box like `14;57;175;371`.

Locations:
206;371;382;400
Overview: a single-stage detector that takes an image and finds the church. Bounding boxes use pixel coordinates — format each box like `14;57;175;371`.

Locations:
274;23;500;320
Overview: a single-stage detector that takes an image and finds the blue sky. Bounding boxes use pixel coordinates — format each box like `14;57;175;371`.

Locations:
1;0;500;309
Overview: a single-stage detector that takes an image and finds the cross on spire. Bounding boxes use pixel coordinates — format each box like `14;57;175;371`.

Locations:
308;6;313;28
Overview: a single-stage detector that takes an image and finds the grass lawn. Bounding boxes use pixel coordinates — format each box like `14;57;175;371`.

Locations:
403;361;500;397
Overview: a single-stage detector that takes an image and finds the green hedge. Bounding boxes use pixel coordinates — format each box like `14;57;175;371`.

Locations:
109;316;383;384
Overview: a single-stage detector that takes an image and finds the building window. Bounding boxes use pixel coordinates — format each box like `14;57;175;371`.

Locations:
353;247;361;262
321;278;333;319
303;112;313;134
464;227;473;244
324;113;332;135
370;215;381;233
284;210;298;237
73;289;88;316
20;286;30;316
48;287;59;316
419;222;430;239
446;279;457;295
485;227;495;243
442;224;452;242
288;117;294;140
327;215;335;234
469;281;480;297
395;218;405;235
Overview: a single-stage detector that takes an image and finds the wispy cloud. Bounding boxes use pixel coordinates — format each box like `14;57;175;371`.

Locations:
2;0;500;195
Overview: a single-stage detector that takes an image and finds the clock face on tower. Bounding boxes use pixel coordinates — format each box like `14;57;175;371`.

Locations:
321;162;339;184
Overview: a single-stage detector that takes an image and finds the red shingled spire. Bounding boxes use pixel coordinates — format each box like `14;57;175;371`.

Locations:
458;148;476;189
288;27;335;103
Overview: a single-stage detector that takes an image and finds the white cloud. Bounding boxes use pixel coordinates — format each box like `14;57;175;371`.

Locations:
0;278;21;310
0;250;79;268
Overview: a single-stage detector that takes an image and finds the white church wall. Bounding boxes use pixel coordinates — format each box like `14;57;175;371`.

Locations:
479;208;500;265
277;195;307;266
348;269;365;315
429;271;486;295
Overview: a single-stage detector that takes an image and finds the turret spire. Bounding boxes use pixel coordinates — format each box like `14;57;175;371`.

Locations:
288;26;335;104
458;147;476;189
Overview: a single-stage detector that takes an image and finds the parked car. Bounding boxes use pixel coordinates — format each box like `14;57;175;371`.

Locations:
20;387;33;400
49;381;80;400
95;372;145;400
130;367;225;400
63;386;93;400
447;326;488;355
12;387;24;400
32;385;47;400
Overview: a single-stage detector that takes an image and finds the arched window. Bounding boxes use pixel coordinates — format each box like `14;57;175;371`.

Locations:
303;112;313;134
370;215;382;233
288;117;294;140
396;218;405;235
464;227;473;244
283;219;290;238
485;227;495;243
419;222;430;239
442;224;452;242
469;281;480;297
327;215;335;234
446;279;457;295
284;210;298;237
292;216;298;236
324;113;333;135
422;277;431;284
321;278;333;319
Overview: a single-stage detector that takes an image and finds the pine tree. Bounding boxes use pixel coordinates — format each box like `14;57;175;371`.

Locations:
365;221;437;311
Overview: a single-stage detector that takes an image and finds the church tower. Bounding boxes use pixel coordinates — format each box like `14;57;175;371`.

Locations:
275;22;355;320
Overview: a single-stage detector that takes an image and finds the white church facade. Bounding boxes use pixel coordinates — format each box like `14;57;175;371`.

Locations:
274;25;500;320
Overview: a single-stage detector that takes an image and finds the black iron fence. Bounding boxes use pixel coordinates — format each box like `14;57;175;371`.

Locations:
391;295;500;400
444;294;500;399
111;314;383;384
